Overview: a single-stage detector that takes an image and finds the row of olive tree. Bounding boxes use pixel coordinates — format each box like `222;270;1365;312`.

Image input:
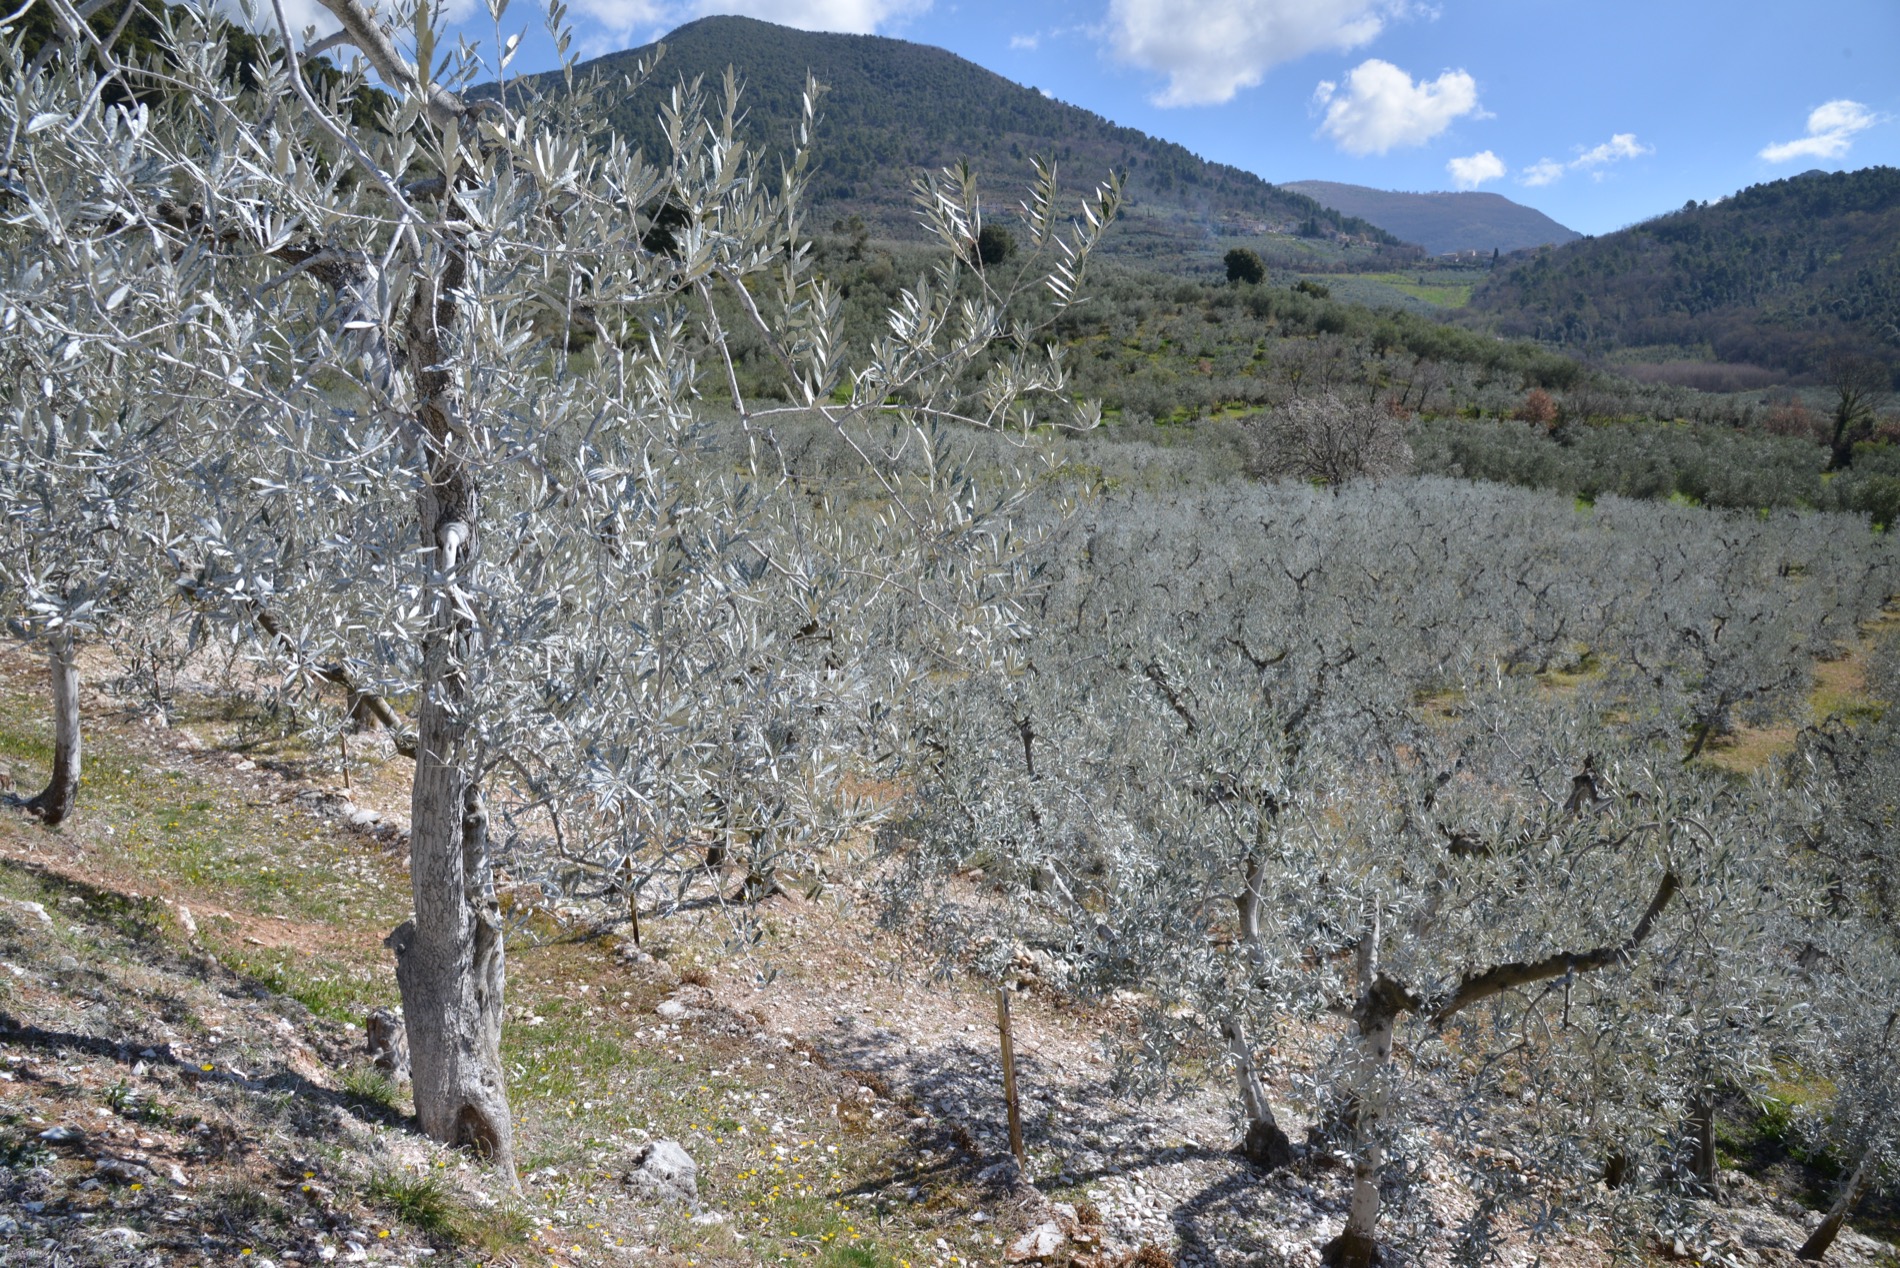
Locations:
893;472;1896;1264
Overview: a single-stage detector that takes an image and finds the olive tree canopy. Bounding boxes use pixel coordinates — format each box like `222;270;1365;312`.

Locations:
1;0;1118;1183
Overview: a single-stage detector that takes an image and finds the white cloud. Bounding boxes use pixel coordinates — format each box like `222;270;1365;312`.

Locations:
230;0;341;38
1446;150;1505;189
1107;0;1401;108
1010;32;1039;50
1313;59;1480;156
1520;158;1564;187
1516;133;1650;186
569;0;667;36
690;0;928;32
1573;132;1651;167
1759;99;1880;163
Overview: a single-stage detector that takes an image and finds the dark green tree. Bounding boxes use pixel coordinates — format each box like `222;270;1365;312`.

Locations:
976;222;1015;266
1225;246;1266;285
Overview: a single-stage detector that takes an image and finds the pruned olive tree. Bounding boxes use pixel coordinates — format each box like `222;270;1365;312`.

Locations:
1785;636;1900;1261
0;336;161;826
5;0;1117;1184
1791;943;1900;1262
900;475;1884;1263
0;33;230;825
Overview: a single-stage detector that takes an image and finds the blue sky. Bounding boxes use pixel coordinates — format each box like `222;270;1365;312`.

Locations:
298;0;1900;236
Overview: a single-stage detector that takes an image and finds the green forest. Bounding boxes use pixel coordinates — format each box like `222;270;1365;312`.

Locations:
1471;166;1900;378
523;15;1418;273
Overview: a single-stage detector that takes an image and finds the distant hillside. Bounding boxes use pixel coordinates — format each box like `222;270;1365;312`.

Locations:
526;16;1419;273
1469;167;1900;379
14;0;386;129
1282;181;1580;255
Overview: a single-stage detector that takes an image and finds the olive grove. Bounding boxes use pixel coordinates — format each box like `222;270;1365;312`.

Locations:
0;0;1116;1184
4;1;1899;1261
899;477;1897;1263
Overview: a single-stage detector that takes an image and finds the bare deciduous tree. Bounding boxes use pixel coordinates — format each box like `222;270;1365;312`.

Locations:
1246;390;1413;487
1823;350;1892;471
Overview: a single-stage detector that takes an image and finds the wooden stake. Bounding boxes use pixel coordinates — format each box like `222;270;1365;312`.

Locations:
998;985;1025;1167
339;733;351;793
626;857;642;946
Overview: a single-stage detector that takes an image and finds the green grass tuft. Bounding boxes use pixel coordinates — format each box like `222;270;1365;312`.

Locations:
340;1068;404;1113
366;1170;463;1239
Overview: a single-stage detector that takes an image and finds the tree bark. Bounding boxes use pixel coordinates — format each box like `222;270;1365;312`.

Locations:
1322;978;1406;1268
1235;838;1268;969
1688;1092;1718;1191
1223;1016;1293;1169
1430;869;1679;1023
1798;1150;1877;1261
383;244;518;1188
23;630;81;827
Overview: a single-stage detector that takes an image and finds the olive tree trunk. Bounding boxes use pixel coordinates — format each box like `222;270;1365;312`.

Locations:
1688;1092;1719;1191
23;629;80;827
1322;980;1406;1268
1317;870;1681;1267
1797;1151;1877;1262
1223;1015;1294;1168
382;249;518;1188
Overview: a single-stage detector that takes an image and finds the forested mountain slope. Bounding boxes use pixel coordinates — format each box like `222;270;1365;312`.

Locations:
522;15;1419;272
1469;167;1900;378
1283;180;1580;255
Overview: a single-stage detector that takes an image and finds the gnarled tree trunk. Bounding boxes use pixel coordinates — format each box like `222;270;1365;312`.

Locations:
1322;978;1406;1268
23;630;80;826
383;245;518;1188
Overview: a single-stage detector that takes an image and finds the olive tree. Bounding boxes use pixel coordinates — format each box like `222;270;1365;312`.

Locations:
5;0;1117;1184
0;26;236;825
1786;638;1900;1260
902;476;1882;1263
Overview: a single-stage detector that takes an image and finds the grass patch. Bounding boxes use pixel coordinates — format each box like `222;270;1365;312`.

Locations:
202;1176;292;1232
460;1201;537;1259
1348;270;1475;308
365;1170;465;1241
339;1068;405;1115
227;946;393;1024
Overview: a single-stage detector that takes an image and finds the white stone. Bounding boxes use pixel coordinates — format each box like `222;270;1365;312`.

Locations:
625;1139;698;1208
1005;1222;1066;1262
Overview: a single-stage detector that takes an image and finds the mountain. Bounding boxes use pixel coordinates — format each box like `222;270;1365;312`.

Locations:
1281;181;1581;255
527;16;1419;273
1468;167;1900;380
